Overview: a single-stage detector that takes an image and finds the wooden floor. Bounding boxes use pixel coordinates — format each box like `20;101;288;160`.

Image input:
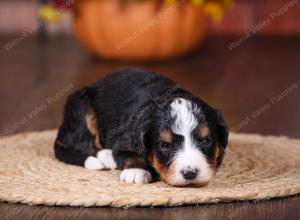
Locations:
0;34;299;219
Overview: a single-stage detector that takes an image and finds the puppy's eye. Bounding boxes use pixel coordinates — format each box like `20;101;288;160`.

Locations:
200;138;211;146
160;142;171;149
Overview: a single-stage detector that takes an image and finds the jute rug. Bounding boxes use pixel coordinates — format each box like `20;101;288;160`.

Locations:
0;130;299;208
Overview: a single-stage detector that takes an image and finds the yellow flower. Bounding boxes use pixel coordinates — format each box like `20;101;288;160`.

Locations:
203;2;224;23
223;0;234;8
166;0;177;4
191;0;204;6
38;5;61;23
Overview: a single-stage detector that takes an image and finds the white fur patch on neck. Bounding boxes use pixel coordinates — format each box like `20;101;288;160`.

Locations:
170;98;212;185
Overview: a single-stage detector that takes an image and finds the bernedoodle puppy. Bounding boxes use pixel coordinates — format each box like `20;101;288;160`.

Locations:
54;68;228;187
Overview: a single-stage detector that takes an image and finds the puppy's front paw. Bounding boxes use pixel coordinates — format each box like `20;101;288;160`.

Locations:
97;149;117;169
84;156;105;170
120;168;152;184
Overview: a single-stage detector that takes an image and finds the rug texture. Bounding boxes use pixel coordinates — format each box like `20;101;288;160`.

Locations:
0;130;299;207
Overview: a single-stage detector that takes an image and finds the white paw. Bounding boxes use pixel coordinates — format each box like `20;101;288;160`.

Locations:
120;168;152;184
97;149;117;169
84;156;104;170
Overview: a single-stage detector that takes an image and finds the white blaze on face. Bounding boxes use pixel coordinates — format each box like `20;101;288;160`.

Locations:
170;98;213;185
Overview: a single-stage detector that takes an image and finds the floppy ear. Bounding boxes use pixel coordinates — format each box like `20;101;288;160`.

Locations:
216;111;229;149
134;131;147;156
132;116;152;157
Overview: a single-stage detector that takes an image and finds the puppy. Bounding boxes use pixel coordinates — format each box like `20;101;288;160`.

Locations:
54;68;228;186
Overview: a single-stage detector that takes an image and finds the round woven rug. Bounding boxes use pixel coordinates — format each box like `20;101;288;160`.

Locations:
0;130;299;208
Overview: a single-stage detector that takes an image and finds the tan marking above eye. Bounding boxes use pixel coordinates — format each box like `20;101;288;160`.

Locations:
199;126;210;139
160;129;173;143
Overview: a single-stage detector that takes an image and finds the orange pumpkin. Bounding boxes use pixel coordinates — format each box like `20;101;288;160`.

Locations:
73;0;209;61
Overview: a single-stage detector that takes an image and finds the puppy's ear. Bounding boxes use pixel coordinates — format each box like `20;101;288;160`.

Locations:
216;111;229;149
136;131;147;155
132;106;153;156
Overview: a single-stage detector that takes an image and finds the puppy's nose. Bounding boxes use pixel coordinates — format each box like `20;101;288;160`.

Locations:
181;167;199;180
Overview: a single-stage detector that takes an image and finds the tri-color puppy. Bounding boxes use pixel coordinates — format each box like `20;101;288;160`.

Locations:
54;68;228;186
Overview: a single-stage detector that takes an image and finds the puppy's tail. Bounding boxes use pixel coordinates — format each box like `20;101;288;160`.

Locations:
54;88;98;166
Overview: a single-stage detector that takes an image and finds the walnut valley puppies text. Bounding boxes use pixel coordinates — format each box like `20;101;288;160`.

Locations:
2;84;74;135
232;83;298;132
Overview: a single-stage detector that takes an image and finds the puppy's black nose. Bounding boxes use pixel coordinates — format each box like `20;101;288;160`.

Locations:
181;168;199;180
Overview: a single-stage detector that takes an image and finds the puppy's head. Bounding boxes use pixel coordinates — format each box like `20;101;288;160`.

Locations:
146;97;228;187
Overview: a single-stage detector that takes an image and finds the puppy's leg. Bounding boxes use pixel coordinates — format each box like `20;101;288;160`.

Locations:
54;89;103;169
114;152;152;184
